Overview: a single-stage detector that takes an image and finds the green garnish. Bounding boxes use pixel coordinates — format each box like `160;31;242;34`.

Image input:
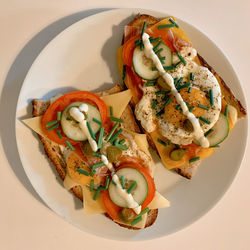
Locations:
105;122;119;141
189;156;200;163
176;82;191;90
145;82;156;87
158;24;175;29
149;37;161;43
176;104;181;110
135;207;150;219
91;162;105;170
92;117;103;125
141;21;147;39
57;111;62;121
119;139;125;145
110;106;114;117
46;123;59;131
155;48;163;55
176;52;186;65
153;41;162;51
190;72;194;81
159;56;166;64
163;65;175;71
65;140;75;151
169;18;179;28
175;144;180;149
120;176;125;189
199;116;211;124
155;90;170;95
109;128;123;143
209;89;214;106
111;117;124;123
93;152;102;157
225;105;229;118
188;87;192;93
122;65;126;80
97;127;104;148
173;61;182;68
127;181;137;194
198;104;209;110
134;39;141;46
93;187;101;200
152;99;158;109
131;216;142;226
114;143;128;150
156;109;165;117
189;106;194;112
157;138;167;146
175;77;183;89
204;129;214;137
105;177;110;190
66;117;71;121
90;179;94;192
164;97;172;106
56;129;63;139
86;121;96;140
77;168;90;176
91;170;96;177
45;120;58;128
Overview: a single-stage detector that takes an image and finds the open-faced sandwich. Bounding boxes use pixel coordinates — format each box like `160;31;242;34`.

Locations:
22;85;169;230
117;14;246;179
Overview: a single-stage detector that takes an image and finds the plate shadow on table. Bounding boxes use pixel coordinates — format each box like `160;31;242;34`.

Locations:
0;8;113;206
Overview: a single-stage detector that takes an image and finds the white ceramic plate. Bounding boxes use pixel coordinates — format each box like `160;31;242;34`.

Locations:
15;9;247;240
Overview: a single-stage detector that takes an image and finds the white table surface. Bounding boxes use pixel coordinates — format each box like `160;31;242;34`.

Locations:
1;0;249;249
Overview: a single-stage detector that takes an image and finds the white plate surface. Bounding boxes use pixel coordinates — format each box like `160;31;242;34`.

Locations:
15;9;247;240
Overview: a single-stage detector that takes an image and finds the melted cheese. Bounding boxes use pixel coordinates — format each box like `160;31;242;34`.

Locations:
63;174;79;190
22;116;45;137
148;191;170;209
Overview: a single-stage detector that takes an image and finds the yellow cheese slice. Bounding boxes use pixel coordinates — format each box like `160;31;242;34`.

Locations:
63;174;79;190
101;89;132;118
22;116;46;138
148;191;170;209
81;186;106;215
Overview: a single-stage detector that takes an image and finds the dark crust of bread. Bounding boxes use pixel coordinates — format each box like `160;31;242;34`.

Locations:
128;14;159;28
32;85;158;229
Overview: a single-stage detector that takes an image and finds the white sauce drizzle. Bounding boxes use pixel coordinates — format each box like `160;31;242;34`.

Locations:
142;33;209;148
69;106;141;214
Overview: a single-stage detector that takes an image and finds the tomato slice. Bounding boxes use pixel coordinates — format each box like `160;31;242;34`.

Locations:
101;162;156;222
42;91;108;145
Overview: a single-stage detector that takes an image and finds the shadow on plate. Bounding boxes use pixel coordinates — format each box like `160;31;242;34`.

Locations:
0;8;113;206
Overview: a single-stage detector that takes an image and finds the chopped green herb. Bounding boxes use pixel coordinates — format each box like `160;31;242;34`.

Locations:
176;52;186;65
141;21;147;39
119;139;125;145
134;39;141;46
135;207;150;219
110;106;114;117
92;117;103;125
175;144;180;149
204;129;214;137
77;168;90;176
159;56;166;64
140;43;144;51
156;109;165;117
169;18;179;28
86;121;96;140
120;176;125;189
209;89;214;106
155;48;163;55
176;82;191;90
93;188;101;200
188;87;192;93
164;97;172;106
57;111;62;121
151;67;157;71
91;170;96;177
122;65;126;80
157;138;167;146
105;122;119;141
65;140;75;151
176;104;181;110
131;216;142;226
189;156;200;163
109;128;123;143
91;162;105;170
149;37;161;43
175;77;183;89
198;104;209;110
56;129;63;139
66;117;71;121
45;120;58;128
152;99;158;109
155;90;170;95
145;82;156;87
189;106;194;112
127;181;137;194
111;117;124;123
90;179;94;192
46;123;59;131
97;127;104;148
115;143;128;150
190;72;194;81
225;105;229;118
153;41;162;51
158;24;175;29
173;61;182;68
93;152;102;157
199;116;211;124
163;65;175;71
105;177;110;190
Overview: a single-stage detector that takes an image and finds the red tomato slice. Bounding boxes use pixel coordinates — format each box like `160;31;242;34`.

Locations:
101;162;156;222
42;91;108;145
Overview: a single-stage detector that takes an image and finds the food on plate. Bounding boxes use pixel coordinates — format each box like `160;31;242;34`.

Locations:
23;85;170;230
117;14;246;179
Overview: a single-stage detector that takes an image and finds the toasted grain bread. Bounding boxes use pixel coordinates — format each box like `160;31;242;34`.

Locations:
32;84;158;229
121;14;246;179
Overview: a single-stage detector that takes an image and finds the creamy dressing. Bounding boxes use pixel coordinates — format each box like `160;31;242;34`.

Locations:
69;106;141;214
142;33;210;148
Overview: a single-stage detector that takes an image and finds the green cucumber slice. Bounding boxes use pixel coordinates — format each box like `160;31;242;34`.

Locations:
61;101;101;141
206;113;229;147
133;42;172;80
109;167;148;208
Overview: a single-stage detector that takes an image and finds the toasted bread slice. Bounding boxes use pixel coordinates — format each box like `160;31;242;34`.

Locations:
121;14;246;179
32;84;158;229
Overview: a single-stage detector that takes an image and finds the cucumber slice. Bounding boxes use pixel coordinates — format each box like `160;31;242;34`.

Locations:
206;113;229;147
133;42;172;80
61;101;101;141
109;167;148;208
